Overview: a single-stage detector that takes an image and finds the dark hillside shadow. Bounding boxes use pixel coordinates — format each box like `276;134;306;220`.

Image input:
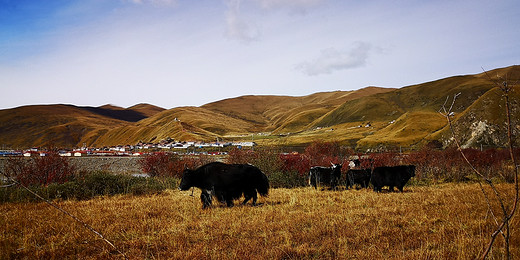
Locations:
79;106;147;122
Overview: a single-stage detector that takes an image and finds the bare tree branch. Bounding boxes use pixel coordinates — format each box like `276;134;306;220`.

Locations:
442;69;518;260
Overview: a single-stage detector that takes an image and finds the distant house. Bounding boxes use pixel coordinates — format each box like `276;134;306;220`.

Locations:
23;151;38;157
233;142;257;147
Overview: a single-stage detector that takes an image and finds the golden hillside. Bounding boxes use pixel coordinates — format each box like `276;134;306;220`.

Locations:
87;87;395;146
0;65;518;150
0;104;164;148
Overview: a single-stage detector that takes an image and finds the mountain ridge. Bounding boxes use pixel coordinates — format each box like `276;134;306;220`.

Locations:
1;65;518;150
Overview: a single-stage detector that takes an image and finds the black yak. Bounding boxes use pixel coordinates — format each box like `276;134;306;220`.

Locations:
346;169;371;189
308;163;342;190
178;162;269;208
370;165;416;192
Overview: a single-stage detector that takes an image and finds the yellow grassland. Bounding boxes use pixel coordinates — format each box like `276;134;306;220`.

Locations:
1;183;518;259
357;111;447;148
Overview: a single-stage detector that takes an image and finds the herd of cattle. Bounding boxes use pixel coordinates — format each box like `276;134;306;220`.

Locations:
179;161;416;208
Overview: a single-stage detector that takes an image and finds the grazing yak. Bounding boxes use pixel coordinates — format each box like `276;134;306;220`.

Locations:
178;162;269;208
370;165;416;192
308;163;342;190
346;169;371;189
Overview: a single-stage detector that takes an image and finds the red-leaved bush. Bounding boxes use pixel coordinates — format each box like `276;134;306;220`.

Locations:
303;141;342;166
279;153;310;176
227;147;283;176
138;152;211;178
142;142;518;185
227;148;259;164
280;141;352;177
404;147;518;182
5;151;76;186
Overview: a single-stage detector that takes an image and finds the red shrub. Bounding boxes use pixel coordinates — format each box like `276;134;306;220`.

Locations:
6;151;75;186
367;151;401;168
279;153;310;176
404;147;517;182
139;152;209;178
303;141;344;166
227;148;259;164
139;152;173;177
227;147;284;177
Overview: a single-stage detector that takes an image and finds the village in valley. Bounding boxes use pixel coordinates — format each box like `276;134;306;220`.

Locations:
0;138;257;157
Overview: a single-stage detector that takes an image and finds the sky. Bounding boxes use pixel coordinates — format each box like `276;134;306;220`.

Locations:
1;0;519;110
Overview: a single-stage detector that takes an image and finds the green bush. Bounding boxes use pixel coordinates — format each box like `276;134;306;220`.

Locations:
0;171;180;203
267;170;307;188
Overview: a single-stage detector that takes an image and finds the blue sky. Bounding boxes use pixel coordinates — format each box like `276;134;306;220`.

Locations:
1;0;519;109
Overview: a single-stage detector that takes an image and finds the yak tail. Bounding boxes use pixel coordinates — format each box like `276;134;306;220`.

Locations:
257;172;270;197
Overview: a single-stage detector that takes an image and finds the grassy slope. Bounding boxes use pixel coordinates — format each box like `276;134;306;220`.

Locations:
271;87;396;133
316;72;496;127
0;105;132;148
429;85;520;148
1;184;518;259
201;88;395;133
93;106;253;146
1;66;518;149
127;103;166;118
356;111;447;148
0;104;165;148
305;66;520;149
94;88;394;146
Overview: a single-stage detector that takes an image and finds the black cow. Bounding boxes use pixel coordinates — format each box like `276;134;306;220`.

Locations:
370;165;416;192
346;169;371;189
178;162;269;208
308;163;342;190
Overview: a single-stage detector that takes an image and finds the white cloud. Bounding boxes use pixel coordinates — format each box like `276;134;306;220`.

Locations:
1;1;519;110
224;0;326;43
126;0;178;6
225;0;260;43
254;0;325;11
296;42;373;76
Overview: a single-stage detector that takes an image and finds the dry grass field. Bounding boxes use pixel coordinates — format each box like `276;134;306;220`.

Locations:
1;183;519;259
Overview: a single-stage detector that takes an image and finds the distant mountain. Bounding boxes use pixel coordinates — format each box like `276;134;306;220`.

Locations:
0;65;518;150
0;103;164;148
127;103;166;118
78;103;164;122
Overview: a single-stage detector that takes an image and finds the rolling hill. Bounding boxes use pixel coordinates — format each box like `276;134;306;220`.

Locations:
0;65;518;150
0;104;164;148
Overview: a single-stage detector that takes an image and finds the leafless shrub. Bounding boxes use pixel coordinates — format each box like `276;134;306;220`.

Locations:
440;70;518;259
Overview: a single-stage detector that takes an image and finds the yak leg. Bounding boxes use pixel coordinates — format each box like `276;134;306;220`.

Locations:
226;199;234;207
224;193;234;207
242;190;252;205
346;176;353;190
330;176;339;190
200;190;212;209
309;172;318;189
243;190;258;206
317;174;324;190
251;192;258;205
